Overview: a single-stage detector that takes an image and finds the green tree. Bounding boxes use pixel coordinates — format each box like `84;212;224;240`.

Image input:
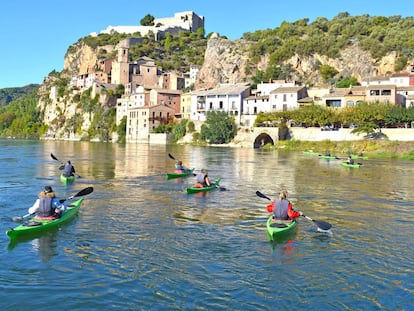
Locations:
319;64;339;81
117;116;127;143
140;14;155;26
200;111;237;144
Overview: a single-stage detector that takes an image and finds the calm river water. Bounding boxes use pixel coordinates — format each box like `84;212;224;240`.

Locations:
0;140;413;310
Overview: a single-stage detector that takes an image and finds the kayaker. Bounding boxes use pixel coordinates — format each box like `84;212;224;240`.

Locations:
357;150;364;157
28;186;66;219
175;160;189;173
63;160;76;177
347;156;355;165
325;151;331;157
195;168;211;188
266;189;302;220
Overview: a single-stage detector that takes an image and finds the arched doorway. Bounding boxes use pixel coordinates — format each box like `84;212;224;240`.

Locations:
253;133;274;149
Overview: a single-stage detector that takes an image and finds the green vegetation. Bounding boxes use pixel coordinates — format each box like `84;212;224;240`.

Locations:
200;111;237;144
243;13;414;86
0;88;44;139
0;84;39;106
270;140;414;161
140;14;155;26
255;103;414;136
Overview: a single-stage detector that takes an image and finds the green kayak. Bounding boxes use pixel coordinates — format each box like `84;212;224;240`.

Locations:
318;155;338;159
351;155;368;160
167;168;195;180
6;198;84;239
266;215;297;241
186;178;221;194
60;174;75;185
303;150;318;155
340;162;362;168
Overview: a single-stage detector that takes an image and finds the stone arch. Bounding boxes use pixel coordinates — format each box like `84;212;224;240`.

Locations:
253;133;274;149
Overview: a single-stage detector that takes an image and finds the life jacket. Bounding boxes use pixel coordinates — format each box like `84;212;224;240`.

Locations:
274;199;290;220
63;163;74;177
196;173;205;184
37;197;54;217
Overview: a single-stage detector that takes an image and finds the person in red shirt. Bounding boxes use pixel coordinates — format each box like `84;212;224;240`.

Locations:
266;189;302;220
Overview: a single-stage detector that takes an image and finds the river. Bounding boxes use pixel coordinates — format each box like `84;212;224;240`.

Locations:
0;140;412;310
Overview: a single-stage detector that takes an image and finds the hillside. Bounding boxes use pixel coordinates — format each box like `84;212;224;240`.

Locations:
0;84;39;106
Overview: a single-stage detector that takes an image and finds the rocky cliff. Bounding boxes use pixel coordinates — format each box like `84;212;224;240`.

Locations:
196;37;401;88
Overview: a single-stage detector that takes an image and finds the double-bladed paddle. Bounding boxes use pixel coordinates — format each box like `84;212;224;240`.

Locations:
11;186;94;222
255;190;332;231
50;153;81;178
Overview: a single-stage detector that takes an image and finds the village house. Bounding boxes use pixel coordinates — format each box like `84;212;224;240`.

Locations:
149;88;182;118
126;104;175;143
191;83;251;124
270;86;309;111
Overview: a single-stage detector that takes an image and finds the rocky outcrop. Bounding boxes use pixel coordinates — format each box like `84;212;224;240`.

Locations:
197;38;402;88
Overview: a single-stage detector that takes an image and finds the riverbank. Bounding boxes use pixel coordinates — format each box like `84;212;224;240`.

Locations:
264;140;414;160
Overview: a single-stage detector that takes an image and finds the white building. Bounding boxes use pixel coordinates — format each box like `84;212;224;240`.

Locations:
97;11;204;40
116;86;147;125
270;86;309;111
191;83;251;124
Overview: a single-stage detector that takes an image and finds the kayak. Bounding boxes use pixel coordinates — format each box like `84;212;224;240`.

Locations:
303;150;318;155
351;155;368;160
266;216;297;241
318;155;338;159
60;174;75;185
6;198;84;239
340;162;362;168
167;168;195;180
186;178;221;194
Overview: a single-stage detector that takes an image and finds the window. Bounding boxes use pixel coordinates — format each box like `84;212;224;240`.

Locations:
219;101;223;109
283;94;287;102
381;89;391;96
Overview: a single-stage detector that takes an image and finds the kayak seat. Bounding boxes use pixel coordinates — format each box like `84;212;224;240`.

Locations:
270;223;288;228
195;182;203;188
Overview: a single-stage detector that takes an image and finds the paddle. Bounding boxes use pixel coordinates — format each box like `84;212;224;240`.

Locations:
51;153;81;178
59;186;94;203
11;186;94;222
255;191;332;231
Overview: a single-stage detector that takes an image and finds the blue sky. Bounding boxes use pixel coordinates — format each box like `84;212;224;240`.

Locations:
0;0;413;89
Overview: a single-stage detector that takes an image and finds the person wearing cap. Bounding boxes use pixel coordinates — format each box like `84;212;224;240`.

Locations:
266;189;302;221
175;160;189;173
63;160;76;177
195;168;211;188
28;186;66;219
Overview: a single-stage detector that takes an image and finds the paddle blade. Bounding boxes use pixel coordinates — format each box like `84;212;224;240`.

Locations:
61;186;94;202
50;153;60;162
302;215;332;231
11;213;32;222
59;165;64;170
168;153;176;160
256;191;271;201
314;220;332;231
74;186;94;197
